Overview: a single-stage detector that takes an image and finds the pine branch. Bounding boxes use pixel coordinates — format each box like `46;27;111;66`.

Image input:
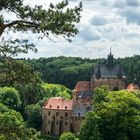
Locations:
5;20;37;28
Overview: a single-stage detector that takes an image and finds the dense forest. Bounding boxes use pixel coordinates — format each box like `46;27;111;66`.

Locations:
0;55;140;139
22;55;140;89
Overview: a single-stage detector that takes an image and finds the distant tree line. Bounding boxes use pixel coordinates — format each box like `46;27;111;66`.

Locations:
22;55;140;89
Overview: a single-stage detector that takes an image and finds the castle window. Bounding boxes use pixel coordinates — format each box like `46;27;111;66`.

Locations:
65;121;68;125
56;112;59;116
48;131;50;135
48;111;50;116
65;113;68;117
65;106;67;109
50;105;52;108
57;105;59;109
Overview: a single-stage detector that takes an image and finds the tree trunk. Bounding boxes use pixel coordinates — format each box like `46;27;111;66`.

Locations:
0;25;5;37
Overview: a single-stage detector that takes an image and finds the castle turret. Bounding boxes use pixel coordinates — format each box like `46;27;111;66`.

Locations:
91;50;126;90
107;48;114;68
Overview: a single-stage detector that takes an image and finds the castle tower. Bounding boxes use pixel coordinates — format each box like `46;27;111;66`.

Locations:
91;51;126;90
107;48;114;68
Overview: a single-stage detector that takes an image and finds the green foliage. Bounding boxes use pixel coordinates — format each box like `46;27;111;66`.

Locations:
0;58;41;87
41;83;72;99
0;0;82;38
80;88;140;140
80;112;102;140
0;103;39;140
26;103;42;130
40;135;59;140
16;83;44;105
117;55;140;86
60;132;79;140
93;86;109;104
0;87;21;110
26;56;96;89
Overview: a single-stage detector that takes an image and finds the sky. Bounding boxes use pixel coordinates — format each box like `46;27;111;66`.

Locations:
2;0;140;59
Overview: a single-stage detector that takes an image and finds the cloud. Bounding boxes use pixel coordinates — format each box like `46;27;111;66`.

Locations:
90;16;107;26
120;8;140;25
126;0;140;7
78;28;101;41
101;0;140;8
1;0;140;59
100;0;140;25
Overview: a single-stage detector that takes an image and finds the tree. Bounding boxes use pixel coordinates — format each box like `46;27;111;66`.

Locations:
0;0;82;38
25;103;42;130
41;83;72;99
0;59;42;87
0;87;21;110
60;132;79;140
80;112;102;140
16;83;44;107
0;0;82;86
80;88;140;140
0;103;39;139
27;56;93;89
93;86;109;104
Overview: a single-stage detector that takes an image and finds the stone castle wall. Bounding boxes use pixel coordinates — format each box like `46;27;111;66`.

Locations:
91;77;126;90
42;108;72;136
72;116;84;133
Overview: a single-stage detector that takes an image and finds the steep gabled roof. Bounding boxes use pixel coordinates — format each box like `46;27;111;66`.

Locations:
92;53;125;79
93;64;124;78
74;81;91;92
43;97;73;111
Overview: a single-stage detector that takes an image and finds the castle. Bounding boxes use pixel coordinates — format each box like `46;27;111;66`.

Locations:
42;52;139;136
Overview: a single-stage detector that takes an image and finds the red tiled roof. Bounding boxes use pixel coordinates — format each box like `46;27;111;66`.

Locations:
43;97;73;111
127;83;139;91
74;81;91;91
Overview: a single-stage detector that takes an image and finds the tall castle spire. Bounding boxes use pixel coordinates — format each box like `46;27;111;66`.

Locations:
110;47;112;55
107;47;114;68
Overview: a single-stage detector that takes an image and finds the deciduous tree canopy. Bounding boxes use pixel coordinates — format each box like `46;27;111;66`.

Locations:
80;87;140;140
0;103;38;139
60;132;79;140
0;87;21;110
